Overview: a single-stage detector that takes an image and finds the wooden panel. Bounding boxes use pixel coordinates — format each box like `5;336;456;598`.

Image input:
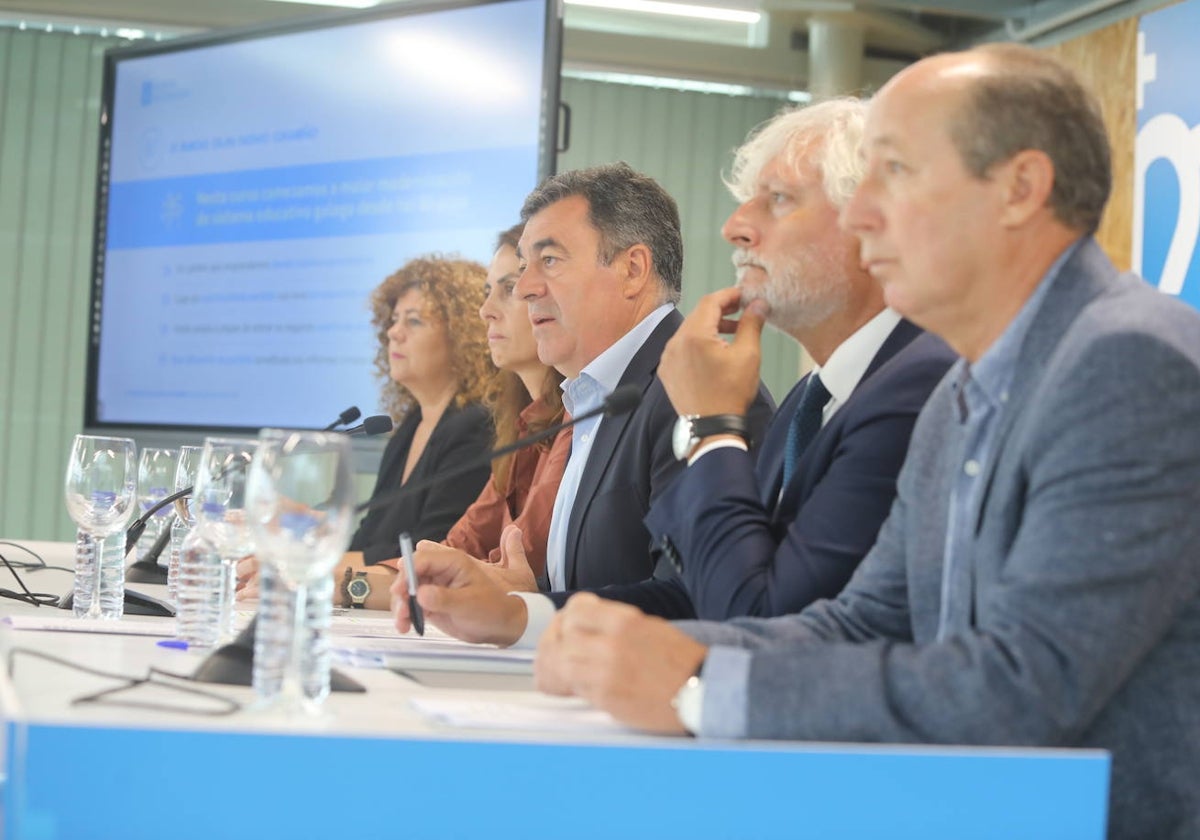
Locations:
1046;17;1139;271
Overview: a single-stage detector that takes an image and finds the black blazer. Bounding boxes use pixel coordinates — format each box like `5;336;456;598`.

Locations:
603;320;955;620
350;401;493;565
548;308;774;595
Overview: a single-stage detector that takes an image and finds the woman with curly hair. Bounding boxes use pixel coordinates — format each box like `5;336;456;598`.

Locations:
337;255;496;592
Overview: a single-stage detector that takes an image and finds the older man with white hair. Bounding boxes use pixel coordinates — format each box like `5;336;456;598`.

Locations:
393;98;955;647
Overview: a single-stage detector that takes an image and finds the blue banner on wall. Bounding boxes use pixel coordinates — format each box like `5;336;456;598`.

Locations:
1135;1;1200;309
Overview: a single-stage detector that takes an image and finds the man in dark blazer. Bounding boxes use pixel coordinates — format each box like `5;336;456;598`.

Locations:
559;99;955;622
539;45;1200;840
404;162;771;641
395;103;952;645
514;163;774;597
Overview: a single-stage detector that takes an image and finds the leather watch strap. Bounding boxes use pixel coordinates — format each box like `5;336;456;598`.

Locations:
691;413;748;440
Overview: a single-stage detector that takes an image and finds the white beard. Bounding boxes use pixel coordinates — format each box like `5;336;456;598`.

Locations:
732;245;848;334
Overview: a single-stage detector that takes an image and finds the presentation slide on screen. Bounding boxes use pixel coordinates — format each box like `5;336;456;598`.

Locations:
96;0;547;429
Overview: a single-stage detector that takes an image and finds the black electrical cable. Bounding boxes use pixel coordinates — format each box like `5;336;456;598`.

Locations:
7;648;242;717
0;545;63;606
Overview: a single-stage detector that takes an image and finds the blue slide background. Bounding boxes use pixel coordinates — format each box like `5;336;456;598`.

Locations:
95;0;548;429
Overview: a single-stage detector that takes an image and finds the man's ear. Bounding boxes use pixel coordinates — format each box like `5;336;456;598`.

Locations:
620;242;655;298
996;149;1056;229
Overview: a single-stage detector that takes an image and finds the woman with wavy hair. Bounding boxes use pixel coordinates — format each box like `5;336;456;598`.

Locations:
337;255;495;588
238;255;495;604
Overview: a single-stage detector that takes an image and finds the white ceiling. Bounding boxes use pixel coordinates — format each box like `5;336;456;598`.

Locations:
0;0;1167;93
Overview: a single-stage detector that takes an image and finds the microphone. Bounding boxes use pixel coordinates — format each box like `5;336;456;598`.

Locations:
353;384;642;516
125;519;175;585
345;415;394;437
121;417;392;594
124;418;393;558
322;405;361;431
123;453;253;559
190;383;644;691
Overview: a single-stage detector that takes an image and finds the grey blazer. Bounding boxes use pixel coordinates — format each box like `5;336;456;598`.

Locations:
681;239;1200;840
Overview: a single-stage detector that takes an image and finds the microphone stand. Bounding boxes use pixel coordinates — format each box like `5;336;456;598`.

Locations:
124;414;386;558
352;384;641;517
125;520;174;584
190;384;645;692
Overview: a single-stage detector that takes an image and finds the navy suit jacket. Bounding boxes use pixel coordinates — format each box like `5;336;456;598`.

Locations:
547;308;774;594
596;319;955;619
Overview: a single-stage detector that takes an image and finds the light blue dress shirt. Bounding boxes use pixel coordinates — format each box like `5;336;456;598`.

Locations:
936;241;1077;639
543;304;675;591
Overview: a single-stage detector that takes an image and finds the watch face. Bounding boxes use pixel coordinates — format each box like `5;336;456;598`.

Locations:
347;578;371;599
672;415;696;461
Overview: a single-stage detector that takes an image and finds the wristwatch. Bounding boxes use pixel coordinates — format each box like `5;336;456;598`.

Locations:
347;571;371;608
672;413;748;461
670;661;706;735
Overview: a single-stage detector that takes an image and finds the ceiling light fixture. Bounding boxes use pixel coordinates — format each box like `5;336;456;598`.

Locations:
260;0;380;9
565;0;760;25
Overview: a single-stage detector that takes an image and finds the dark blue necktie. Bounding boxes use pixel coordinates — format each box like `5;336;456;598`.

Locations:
782;373;831;487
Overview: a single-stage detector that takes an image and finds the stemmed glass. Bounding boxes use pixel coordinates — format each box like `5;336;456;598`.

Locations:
167;444;203;602
192;437;259;642
246;429;355;713
63;435;137;619
135;447;179;563
172;445;204;524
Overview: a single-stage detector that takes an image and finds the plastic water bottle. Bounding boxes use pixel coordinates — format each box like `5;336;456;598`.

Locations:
174;524;224;647
252;562;334;706
167;518;190;604
303;572;334;703
72;529;126;620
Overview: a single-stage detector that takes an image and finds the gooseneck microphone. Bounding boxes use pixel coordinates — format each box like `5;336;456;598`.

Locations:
345;415;394;437
352;384;642;516
322;405;361;431
191;384;644;691
124;417;394;562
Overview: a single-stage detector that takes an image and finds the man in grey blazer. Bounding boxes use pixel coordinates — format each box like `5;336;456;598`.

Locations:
537;44;1200;839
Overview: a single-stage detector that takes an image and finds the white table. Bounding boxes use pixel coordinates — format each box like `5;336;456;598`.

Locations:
0;541;1110;839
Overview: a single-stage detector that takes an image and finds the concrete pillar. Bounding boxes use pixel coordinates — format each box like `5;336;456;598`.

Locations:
808;15;865;98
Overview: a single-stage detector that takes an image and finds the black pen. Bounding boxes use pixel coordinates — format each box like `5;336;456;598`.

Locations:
399;532;424;636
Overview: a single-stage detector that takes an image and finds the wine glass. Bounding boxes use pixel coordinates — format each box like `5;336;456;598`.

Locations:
63;435;137;619
172;445;204;525
135;447;179;563
246;429;355;713
193;437;259;642
167;444;203;602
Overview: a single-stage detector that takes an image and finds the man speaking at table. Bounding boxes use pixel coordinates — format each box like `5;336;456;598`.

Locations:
538;44;1200;840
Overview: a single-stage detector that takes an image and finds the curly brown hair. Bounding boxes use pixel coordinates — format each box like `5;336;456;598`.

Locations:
368;255;494;421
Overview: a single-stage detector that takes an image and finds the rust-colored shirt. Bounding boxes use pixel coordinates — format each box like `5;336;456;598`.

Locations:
442;401;571;577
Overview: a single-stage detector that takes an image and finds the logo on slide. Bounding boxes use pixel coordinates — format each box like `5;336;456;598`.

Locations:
1135;0;1200;310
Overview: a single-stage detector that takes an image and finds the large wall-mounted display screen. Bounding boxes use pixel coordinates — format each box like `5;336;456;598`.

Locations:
87;0;559;432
